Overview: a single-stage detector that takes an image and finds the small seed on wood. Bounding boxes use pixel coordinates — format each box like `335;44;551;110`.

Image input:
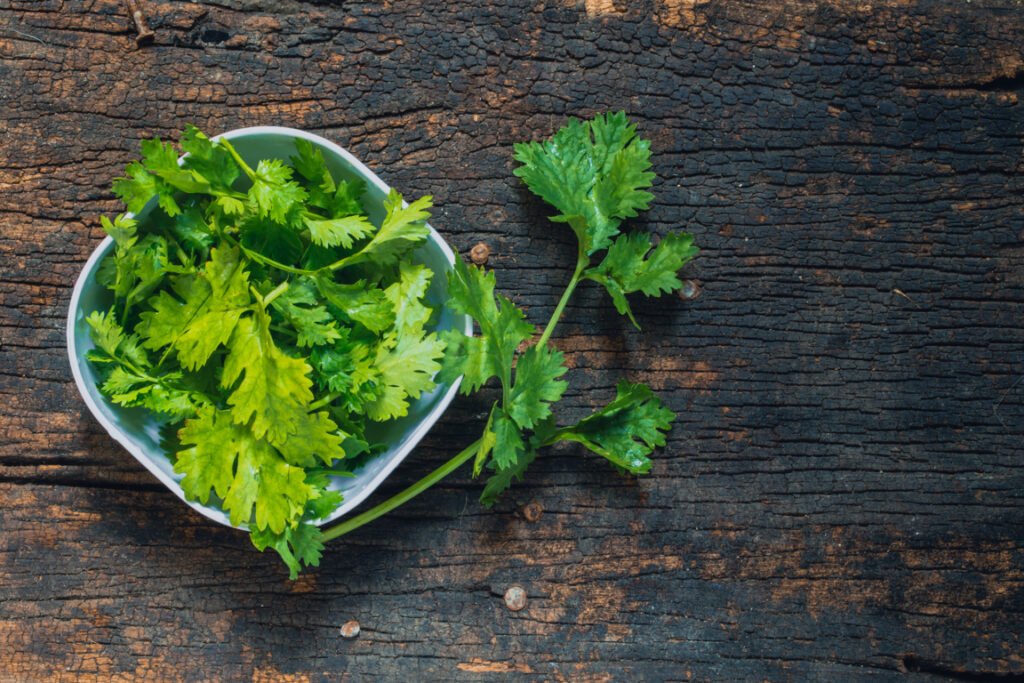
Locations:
339;620;360;639
125;0;155;46
503;585;527;611
521;500;543;523
678;279;701;301
470;242;490;265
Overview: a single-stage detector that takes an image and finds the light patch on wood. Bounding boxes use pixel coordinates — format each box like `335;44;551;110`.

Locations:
658;0;699;28
252;667;312;683
583;0;622;17
457;659;534;673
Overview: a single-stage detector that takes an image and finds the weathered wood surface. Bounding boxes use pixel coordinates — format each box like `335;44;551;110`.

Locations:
2;0;1023;680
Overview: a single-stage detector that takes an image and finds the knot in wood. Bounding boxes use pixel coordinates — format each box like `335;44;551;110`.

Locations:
470;242;490;265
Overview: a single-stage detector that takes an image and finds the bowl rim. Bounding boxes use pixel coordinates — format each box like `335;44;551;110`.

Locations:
66;125;470;531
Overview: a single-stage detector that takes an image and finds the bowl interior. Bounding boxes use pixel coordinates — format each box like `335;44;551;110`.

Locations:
67;127;468;529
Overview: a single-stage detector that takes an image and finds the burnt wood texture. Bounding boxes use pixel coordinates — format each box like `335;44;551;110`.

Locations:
1;0;1023;681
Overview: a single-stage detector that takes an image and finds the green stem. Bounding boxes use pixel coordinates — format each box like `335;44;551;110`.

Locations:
218;139;257;179
321;438;481;542
537;253;588;350
262;281;289;306
223;234;313;276
308;391;340;411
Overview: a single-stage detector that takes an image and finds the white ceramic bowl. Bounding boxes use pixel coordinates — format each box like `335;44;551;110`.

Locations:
66;126;470;530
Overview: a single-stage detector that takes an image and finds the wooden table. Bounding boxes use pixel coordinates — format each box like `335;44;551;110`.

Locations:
2;1;1022;680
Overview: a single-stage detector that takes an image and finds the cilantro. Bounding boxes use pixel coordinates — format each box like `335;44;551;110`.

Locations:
85;114;696;580
88;126;444;578
585;231;699;329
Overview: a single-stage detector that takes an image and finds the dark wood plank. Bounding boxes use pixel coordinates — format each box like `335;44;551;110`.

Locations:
1;0;1022;680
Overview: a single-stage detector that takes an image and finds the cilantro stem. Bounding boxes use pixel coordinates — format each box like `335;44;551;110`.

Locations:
537;252;588;350
217;139;257;180
321;438;481;542
262;281;289;306
308;391;340;411
223;234;314;276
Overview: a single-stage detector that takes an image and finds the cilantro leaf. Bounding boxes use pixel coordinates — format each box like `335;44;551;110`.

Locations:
274;409;347;468
473;402;499;476
141;138;211;195
304;214;375;249
480;443;536;507
222;307;315;445
314;275;395;333
341;190;431;267
176;408;313;532
363;330;445;422
309;335;380;414
270;279;341;348
585;231;699;328
440;259;534;395
248;159;307;226
512;111;654;254
549;381;674;473
490;410;526;471
239;215;304;266
506;345;568;430
251;521;325;580
384;263;433;334
100;213;137;247
113;161;171;215
180;125;240;190
138;244;251;370
172;205;215;254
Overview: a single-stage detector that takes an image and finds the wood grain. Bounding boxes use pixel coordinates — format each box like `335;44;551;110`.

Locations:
1;0;1022;680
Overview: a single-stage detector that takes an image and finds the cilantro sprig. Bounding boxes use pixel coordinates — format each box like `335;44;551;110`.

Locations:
320;112;697;542
87;114;696;579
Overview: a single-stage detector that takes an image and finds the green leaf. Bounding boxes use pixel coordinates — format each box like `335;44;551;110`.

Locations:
512;111;655;254
473;402;499;477
550;381;674;473
222;308;315;445
314;275;395;333
442;259;534;395
274;409;347;468
180;125;240;190
86;310;150;368
325;179;367;218
384;263;433;335
585;232;698;328
172;206;215;253
137;384;203;419
490;410;525;471
100;214;137;247
176;408;315;533
507;345;568;430
345;190;431;266
309;334;380;414
251;522;325;580
270;280;341;348
303;471;346;521
363;330;445;422
437;330;493;394
113;161;172;215
138;244;252;370
141;138;211;195
304;214;375;249
480;443;536;507
239;216;304;266
249;159;308;226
